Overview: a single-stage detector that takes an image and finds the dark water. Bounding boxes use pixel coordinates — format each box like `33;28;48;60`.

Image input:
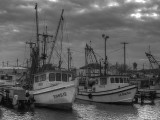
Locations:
1;100;160;120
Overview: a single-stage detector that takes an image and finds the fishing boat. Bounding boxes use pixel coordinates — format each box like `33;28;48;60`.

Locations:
31;68;76;109
27;4;76;110
0;68;35;109
76;75;137;103
76;36;137;104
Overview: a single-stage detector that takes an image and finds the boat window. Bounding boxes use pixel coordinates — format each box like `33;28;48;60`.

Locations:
124;78;127;83
115;78;119;83
68;74;72;81
62;74;67;82
100;78;107;85
127;78;129;83
79;77;86;86
1;75;12;80
40;74;46;81
49;73;55;81
111;78;114;83
120;78;123;83
56;73;61;81
35;76;39;82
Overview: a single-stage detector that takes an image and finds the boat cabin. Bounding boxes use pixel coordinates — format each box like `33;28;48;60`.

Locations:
0;74;19;87
33;70;73;90
78;75;130;92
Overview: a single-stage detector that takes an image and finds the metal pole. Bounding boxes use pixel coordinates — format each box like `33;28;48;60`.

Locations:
102;34;109;76
121;42;128;73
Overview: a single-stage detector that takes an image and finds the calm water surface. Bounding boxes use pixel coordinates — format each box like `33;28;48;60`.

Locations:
1;100;160;120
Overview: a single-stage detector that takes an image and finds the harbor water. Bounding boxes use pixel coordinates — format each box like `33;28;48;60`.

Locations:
1;100;160;120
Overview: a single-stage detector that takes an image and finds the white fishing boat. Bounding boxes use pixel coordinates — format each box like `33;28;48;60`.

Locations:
76;36;137;104
31;69;76;109
26;4;77;110
76;75;137;103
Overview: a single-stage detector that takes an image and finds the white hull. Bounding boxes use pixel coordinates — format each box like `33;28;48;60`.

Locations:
76;85;137;103
32;83;76;109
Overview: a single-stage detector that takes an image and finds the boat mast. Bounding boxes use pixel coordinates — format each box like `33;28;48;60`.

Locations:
39;26;53;66
35;3;40;68
102;34;109;76
68;48;71;70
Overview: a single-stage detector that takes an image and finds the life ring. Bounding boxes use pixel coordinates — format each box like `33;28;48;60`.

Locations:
88;93;92;99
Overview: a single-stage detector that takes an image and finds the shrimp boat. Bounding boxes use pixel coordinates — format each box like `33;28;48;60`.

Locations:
27;4;76;110
76;75;137;103
76;40;137;104
31;68;76;109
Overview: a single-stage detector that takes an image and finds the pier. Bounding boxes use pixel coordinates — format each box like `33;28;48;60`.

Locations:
134;89;156;104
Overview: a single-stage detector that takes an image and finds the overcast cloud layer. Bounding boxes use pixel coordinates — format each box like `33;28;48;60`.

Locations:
0;0;160;69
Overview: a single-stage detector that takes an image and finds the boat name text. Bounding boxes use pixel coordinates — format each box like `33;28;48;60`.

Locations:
53;92;67;99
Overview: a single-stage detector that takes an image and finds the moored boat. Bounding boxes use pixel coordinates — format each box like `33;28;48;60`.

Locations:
76;75;137;103
26;3;77;110
76;37;137;104
30;69;76;109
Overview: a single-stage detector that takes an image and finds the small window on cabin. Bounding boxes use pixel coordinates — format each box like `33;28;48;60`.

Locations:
9;76;12;80
68;74;72;81
124;78;127;83
49;73;55;81
35;76;39;82
100;78;107;85
40;74;45;81
42;74;46;81
120;78;123;83
62;74;67;82
127;78;129;83
115;78;119;83
56;73;61;81
111;78;114;83
1;75;12;80
1;75;4;80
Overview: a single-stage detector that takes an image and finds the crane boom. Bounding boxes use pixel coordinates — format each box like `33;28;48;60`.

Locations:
48;9;64;64
145;52;160;69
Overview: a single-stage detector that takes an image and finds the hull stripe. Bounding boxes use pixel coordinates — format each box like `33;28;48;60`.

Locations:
78;86;137;96
78;85;136;93
33;85;75;95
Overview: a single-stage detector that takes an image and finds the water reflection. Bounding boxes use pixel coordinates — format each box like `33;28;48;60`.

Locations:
73;100;138;120
1;100;160;120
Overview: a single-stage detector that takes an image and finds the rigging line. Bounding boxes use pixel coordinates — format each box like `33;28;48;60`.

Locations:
70;48;84;53
108;47;123;55
94;52;103;59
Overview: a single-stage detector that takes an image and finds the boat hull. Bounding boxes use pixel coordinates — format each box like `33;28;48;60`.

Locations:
32;84;76;110
76;85;137;104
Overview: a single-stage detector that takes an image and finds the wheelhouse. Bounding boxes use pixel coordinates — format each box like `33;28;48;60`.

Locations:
34;71;72;83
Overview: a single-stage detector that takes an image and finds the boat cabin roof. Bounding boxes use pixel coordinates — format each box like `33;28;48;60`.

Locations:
80;75;129;78
34;69;73;76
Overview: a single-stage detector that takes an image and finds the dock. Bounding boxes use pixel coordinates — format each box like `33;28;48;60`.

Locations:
134;89;156;104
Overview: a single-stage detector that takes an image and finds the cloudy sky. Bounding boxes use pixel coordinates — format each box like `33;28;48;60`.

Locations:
0;0;160;69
